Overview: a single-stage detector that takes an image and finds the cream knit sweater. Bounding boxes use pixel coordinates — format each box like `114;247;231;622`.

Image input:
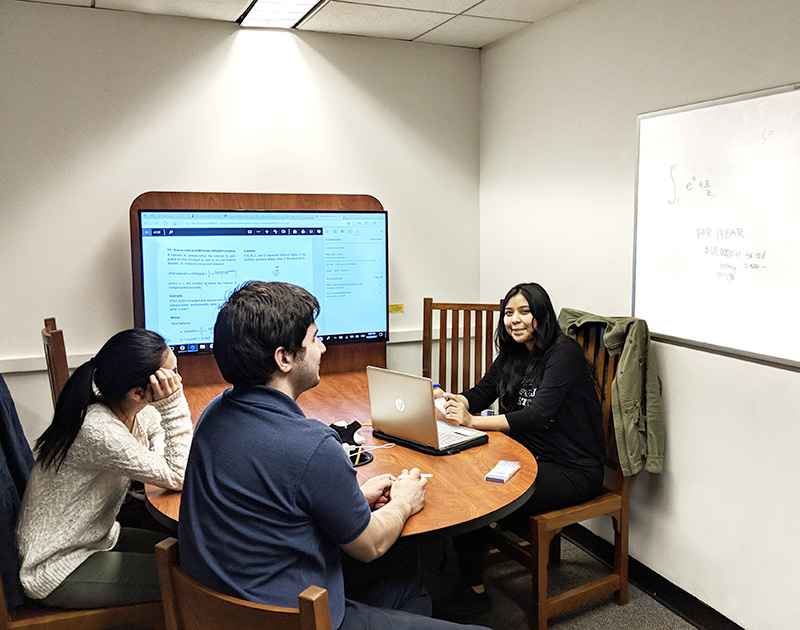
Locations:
16;388;192;600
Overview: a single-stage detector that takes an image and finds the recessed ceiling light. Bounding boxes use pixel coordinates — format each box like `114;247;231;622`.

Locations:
240;0;324;28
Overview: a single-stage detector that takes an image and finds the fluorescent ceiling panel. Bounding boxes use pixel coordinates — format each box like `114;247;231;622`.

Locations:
241;0;320;28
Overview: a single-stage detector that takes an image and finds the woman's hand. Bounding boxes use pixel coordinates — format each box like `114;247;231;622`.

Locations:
146;367;182;402
443;393;478;428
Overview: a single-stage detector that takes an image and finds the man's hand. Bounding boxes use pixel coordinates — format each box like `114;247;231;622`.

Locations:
360;473;396;511
389;468;427;517
341;468;427;562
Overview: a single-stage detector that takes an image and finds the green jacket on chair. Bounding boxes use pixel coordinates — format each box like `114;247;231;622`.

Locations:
558;308;665;476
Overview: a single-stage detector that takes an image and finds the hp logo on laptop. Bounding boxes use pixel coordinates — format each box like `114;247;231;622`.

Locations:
395;398;405;412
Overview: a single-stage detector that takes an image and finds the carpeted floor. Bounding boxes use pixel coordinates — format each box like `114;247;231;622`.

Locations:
423;536;697;630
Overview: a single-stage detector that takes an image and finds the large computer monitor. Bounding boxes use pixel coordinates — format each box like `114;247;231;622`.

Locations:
130;208;388;355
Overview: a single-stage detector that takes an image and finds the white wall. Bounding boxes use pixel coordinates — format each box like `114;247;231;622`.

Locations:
5;0;796;627
480;1;800;628
0;0;480;440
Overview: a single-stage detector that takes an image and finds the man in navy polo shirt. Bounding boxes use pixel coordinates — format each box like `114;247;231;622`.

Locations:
178;281;487;630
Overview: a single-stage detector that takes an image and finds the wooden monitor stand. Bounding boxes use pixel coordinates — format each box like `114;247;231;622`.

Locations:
130;190;389;394
177;342;386;388
177;341;386;422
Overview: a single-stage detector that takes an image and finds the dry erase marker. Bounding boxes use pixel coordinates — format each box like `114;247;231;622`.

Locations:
397;473;433;479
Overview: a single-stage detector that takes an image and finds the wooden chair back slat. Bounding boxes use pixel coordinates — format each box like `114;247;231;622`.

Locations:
449;310;460;393
437;308;447;388
573;325;620;468
41;318;69;409
461;311;471;393
484;311;495;378
473;311;483;386
155;538;331;630
422;299;502;393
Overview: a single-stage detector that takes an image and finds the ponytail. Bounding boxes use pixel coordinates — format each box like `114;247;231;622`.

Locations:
35;360;98;471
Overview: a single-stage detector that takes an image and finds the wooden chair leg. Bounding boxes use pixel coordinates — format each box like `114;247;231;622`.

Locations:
548;531;562;565
612;514;629;605
533;522;555;630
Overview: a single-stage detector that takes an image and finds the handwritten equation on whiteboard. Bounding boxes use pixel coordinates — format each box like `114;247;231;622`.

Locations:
651;160;773;285
668;164;714;204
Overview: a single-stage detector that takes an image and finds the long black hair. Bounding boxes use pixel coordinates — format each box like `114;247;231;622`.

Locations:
35;328;168;471
494;283;575;411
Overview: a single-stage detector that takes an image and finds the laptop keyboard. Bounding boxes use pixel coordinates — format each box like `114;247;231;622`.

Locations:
437;422;478;448
437;429;462;448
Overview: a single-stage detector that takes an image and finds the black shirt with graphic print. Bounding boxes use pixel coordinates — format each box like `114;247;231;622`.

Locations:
461;335;604;471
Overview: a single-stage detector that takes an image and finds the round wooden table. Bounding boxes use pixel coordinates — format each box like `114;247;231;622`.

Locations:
146;371;538;537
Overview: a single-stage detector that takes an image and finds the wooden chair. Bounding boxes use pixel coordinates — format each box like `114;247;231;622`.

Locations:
41;318;69;409
486;321;630;630
422;298;501;393
0;570;163;630
155;538;331;630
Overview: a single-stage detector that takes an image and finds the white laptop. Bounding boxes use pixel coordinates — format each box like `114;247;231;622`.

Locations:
366;366;488;455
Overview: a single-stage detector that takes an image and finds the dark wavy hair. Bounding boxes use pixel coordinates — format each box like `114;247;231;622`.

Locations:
494;283;578;411
35;328;168;471
496;282;562;355
213;281;320;386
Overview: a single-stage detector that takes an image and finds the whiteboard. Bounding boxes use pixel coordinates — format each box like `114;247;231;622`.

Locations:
634;83;800;370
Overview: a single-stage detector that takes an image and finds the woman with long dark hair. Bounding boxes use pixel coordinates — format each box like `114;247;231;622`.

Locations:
437;283;604;618
16;329;192;609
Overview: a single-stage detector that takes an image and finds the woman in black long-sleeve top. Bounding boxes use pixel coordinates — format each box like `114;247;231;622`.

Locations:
435;282;604;620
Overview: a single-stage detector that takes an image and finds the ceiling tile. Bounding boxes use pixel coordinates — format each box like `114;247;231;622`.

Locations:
466;0;582;22
299;1;452;40
346;0;477;12
95;0;252;22
415;14;529;48
20;0;588;49
17;0;92;6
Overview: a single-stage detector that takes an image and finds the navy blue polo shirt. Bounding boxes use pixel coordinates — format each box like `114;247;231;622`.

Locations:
178;385;371;628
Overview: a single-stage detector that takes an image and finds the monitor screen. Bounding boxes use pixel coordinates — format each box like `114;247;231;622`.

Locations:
133;209;388;354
